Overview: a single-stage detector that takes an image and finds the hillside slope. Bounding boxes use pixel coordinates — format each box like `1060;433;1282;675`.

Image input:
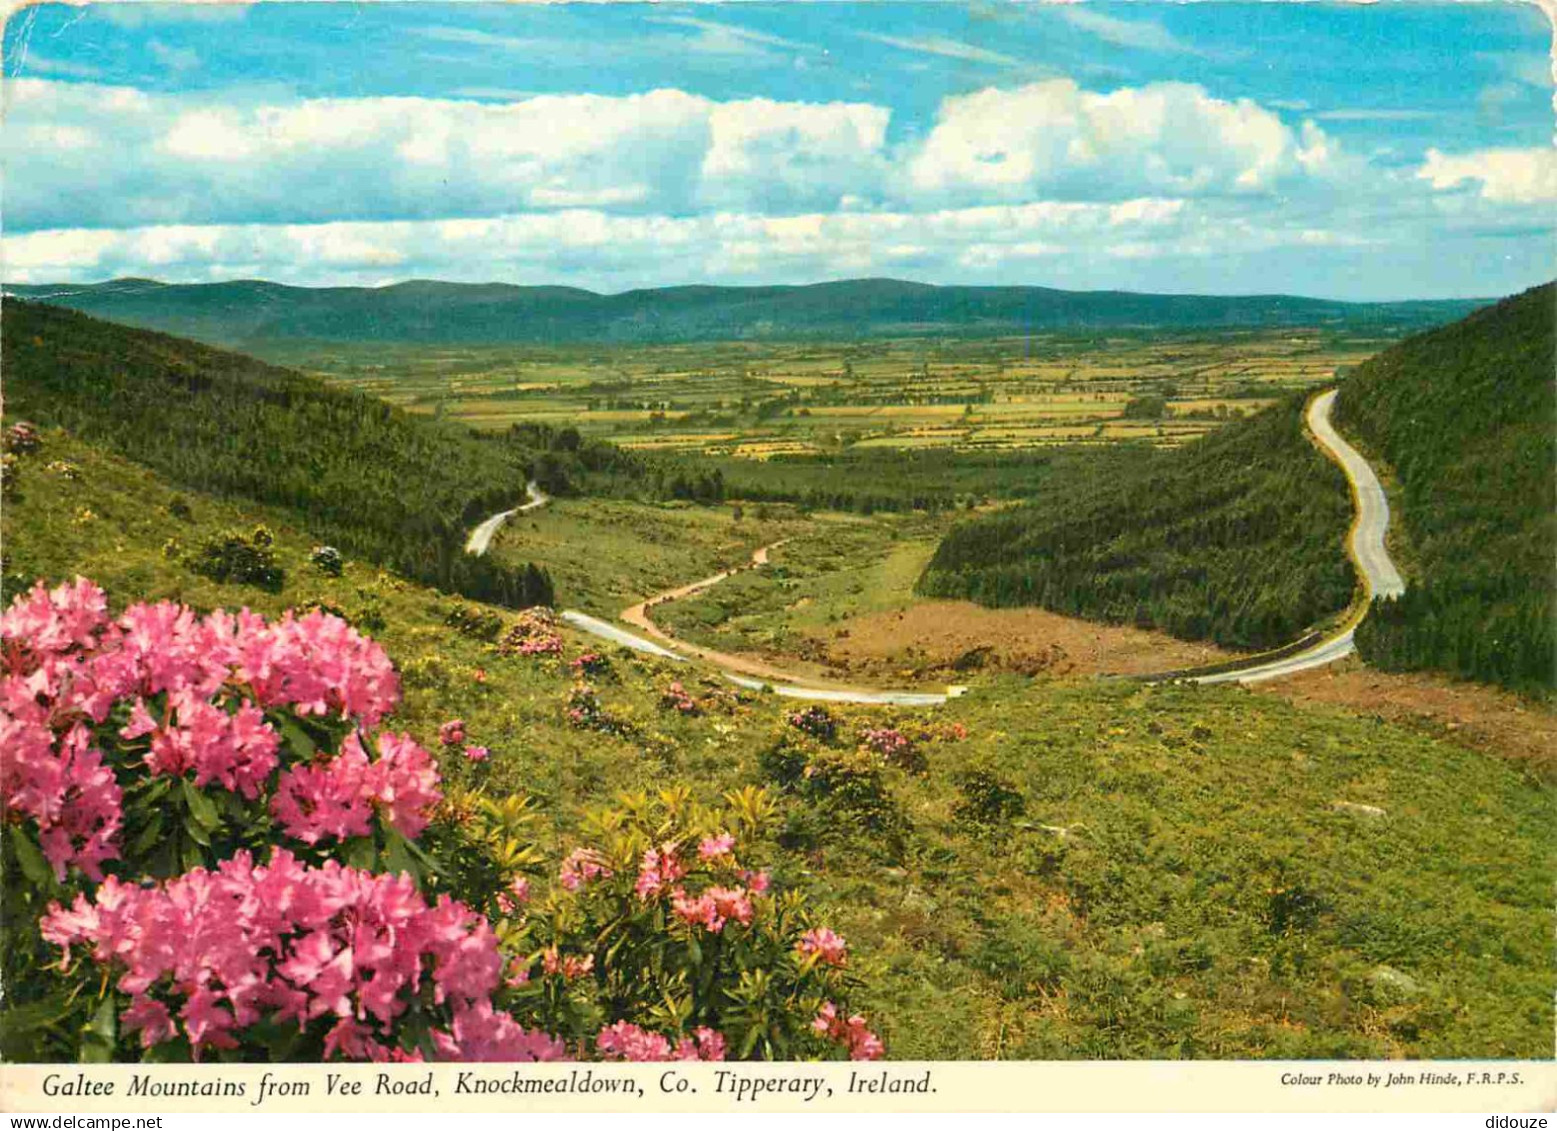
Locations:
1335;282;1555;693
7;277;1485;348
916;393;1358;651
2;427;1550;1060
1;300;629;606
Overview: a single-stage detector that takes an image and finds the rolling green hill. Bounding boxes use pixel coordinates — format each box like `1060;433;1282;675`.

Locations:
7;277;1485;349
915;393;1358;651
1;300;631;607
1336;281;1555;694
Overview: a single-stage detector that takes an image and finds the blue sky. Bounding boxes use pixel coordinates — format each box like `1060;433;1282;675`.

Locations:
4;2;1553;299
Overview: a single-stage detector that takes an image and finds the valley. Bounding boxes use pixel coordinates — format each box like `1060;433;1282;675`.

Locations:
2;282;1552;1067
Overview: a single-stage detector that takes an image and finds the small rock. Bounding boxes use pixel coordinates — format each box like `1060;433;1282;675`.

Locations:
1332;800;1387;818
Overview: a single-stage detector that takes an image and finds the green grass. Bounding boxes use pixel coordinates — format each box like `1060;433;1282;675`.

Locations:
651;513;946;655
3;428;1552;1060
482;497;814;617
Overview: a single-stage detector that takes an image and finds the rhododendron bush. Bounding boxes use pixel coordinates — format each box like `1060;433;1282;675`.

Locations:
0;578;881;1064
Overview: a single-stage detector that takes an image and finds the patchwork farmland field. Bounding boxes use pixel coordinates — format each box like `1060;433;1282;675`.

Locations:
267;328;1392;456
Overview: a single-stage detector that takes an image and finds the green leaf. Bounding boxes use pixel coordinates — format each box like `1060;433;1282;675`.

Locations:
738;1024;763;1059
129;813;166;857
344;836;378;871
79;997;116;1064
183;814;212;847
279;718;317;759
403;835;440;871
180;837;205;873
89;996;116;1043
381;829;421;882
181;779;221;832
0;997;76;1036
9;826;55;888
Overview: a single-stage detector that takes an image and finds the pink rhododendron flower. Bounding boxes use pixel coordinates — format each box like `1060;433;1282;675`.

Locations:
39;849;523;1061
670;889;723;933
673;1027;728;1062
706;886;754;929
541;947;594;980
813;1002;884;1061
698;833;735;861
1;715;122;880
462;745;489;763
797;927;848;967
596;1021;672;1062
634;843;687;901
120;996;177;1049
495;876;530;916
1;581;416;876
558;847;612;892
438;719;466;746
432;1001;567;1062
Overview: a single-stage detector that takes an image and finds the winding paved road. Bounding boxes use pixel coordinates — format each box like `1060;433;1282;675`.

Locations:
1193;388;1404;686
465;481;548;556
478;387;1402;698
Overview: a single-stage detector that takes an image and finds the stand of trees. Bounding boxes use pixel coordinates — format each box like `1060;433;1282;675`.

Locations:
4;301;564;608
916;394;1357;651
675;448;1063;516
1338;282;1554;694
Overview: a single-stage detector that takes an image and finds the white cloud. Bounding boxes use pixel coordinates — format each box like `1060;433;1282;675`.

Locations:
700;98;892;210
1058;8;1196;55
4;80;893;229
0;198;1195;288
1418;146;1557;205
5;72;1549;298
652;15;810;57
908;79;1333;203
856;32;1023;68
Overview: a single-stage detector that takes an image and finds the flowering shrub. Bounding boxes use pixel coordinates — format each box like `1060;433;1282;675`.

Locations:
563;684;632;738
5;421;41;454
1;579;883;1064
658;681;700;716
916;720;969;744
564;684;604;729
309;545;344;577
787;705;838;743
569;652;613;680
40;850;537;1062
859;727;925;773
496;789;884;1061
1;578;410;883
497;608;563;658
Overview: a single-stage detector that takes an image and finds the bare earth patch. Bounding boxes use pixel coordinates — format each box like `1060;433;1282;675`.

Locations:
799;599;1248;679
1255;660;1556;780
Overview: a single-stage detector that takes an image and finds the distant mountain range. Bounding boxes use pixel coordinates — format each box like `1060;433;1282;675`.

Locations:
3;277;1489;346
